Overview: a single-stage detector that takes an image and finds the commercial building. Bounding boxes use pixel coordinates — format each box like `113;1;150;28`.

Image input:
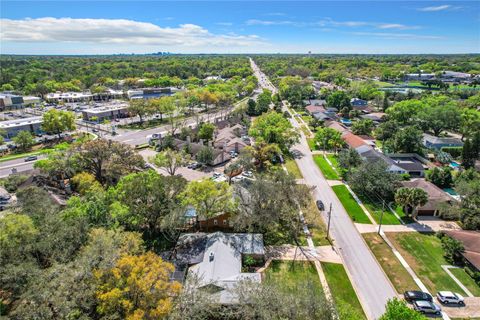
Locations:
82;102;129;122
0;93;41;110
127;87;179;100
0;116;43;138
46;89;124;103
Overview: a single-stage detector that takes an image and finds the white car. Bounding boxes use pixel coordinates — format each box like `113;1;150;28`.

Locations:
242;170;253;178
437;291;465;305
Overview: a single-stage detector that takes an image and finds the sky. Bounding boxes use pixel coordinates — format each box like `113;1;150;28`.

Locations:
1;1;479;54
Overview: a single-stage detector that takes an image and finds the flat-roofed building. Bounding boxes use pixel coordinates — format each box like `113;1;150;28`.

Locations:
0;93;41;110
82;102;129;122
0;116;43;138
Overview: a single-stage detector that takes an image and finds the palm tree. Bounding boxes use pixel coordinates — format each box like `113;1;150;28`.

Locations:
395;187;428;220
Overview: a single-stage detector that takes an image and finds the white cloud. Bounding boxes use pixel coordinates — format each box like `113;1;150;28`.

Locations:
265;12;287;17
0;17;262;47
216;22;233;26
246;18;419;30
351;32;443;40
245;19;299;26
377;23;420;30
418;5;452;12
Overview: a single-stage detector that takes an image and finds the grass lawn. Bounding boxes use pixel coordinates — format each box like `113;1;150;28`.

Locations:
387;232;468;295
322;262;366;319
304;200;330;246
449;268;480;296
359;196;402;225
307;138;319;151
299;125;311;136
285;158;303;179
265;260;324;296
332;185;372;224
313;155;339;180
363;233;419;293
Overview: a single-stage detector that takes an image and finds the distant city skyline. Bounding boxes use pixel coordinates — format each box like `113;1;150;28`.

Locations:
1;1;479;54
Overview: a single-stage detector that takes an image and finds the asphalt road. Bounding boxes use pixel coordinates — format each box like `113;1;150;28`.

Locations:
250;58;397;319
0;156;44;178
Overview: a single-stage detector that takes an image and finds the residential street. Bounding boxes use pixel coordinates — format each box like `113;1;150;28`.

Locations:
250;58;397;319
0;157;43;178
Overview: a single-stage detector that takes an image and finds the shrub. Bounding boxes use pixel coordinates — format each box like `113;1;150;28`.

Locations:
441;146;463;159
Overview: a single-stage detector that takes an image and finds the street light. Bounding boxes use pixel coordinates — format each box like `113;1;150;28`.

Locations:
377;200;385;235
326;202;333;240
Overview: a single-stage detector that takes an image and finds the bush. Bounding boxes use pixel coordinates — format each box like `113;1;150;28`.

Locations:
441;146;463;159
465;266;480;286
438;232;465;265
2;174;29;193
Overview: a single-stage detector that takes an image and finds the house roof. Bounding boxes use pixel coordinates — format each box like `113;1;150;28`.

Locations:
306;105;326;114
444;230;480;270
326;121;348;133
175;232;264;303
361;112;387;122
342;132;369;149
389;156;425;172
422;133;463;146
312;112;331;121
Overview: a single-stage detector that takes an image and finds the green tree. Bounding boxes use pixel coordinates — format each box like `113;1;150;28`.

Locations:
326;90;351;110
460;108;480;139
314;127;344;152
249;111;299;152
256;89;272;114
153;148;190;176
380;298;427;320
128;99;150;124
462;138;476;169
419;101;461;136
390;126;423;154
247;98;257;116
386;100;423;125
13;130;35;152
426;167;453;188
439;233;465;265
349;160;400;201
196;146;214;165
42;109;76;139
244;142;282;170
198;123;215;141
337;148;362;178
180;179;235;223
351;119;374;136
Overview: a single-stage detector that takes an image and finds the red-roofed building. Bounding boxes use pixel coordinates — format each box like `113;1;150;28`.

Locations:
444;230;480;271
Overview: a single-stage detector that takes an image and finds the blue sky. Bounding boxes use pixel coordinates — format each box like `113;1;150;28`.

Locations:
1;1;479;54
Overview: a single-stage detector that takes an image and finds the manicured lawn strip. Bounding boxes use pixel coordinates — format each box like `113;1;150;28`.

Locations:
332;185;372;224
265;260;324;296
307;138;319;151
322;262;366;319
326;154;339;170
313;155;339;180
359;196;401;225
304;200;330;246
449;267;480;296
363;233;419;293
285;158;303;179
386;232;467;295
300;125;311;136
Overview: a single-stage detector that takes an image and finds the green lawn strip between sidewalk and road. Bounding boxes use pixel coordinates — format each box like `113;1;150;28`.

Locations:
363;232;419;293
386;232;469;295
448;267;480;296
313;155;339;180
304;200;330;246
284;158;303;179
307;138;319;151
359;195;402;225
331;185;372;224
321;262;366;319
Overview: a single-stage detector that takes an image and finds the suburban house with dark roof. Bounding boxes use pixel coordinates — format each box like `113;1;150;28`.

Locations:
305;105;326;114
400;179;455;215
350;98;368;110
444;230;480;272
174;232;265;304
360;112;387;123
423;133;463;149
171;138;231;166
387;153;430;177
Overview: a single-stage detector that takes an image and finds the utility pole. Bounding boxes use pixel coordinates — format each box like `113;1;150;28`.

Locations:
326;202;332;240
378;200;385;235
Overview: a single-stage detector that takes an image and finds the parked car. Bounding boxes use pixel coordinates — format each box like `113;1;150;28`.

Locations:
92;128;99;133
316;200;325;211
187;162;201;170
412;300;441;315
437;291;465;305
404;291;433;303
24;155;38;162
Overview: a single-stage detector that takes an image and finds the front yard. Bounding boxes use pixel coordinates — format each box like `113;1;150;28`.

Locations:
264;260;324;296
284;158;303;179
359;196;402;225
332;185;372;224
313;155;340;180
303;200;330;246
321;262;366;319
363;232;419;293
386;232;480;296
